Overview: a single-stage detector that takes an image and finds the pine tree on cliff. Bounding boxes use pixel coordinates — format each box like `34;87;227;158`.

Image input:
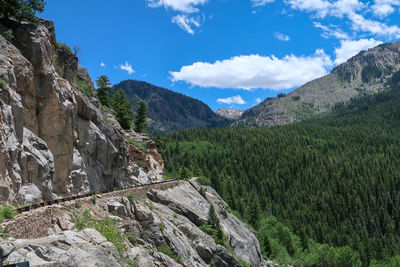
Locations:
112;89;133;130
1;0;46;23
96;75;112;108
208;204;220;229
134;100;147;133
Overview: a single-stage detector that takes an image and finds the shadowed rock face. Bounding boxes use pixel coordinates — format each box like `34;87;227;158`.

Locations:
239;42;400;127
0;20;163;204
113;80;230;135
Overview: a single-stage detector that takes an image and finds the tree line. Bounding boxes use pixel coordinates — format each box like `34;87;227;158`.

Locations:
158;80;400;266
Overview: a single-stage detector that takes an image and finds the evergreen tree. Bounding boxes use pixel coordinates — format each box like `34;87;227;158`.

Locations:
208;204;220;229
134;100;147;133
112;89;133;129
1;0;46;23
95;75;112;108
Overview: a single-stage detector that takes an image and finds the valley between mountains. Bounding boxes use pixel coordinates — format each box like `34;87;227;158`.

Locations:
1;2;400;267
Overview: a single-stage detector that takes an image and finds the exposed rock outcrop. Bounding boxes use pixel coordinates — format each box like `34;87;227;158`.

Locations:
216;108;244;120
0;20;163;205
0;180;263;266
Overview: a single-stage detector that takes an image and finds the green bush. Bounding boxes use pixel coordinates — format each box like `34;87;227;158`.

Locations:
158;222;165;231
56;42;72;54
196;176;211;186
0;205;18;223
199;186;207;198
126;233;138;245
292;95;301;101
0;79;7;90
125;192;135;203
1;30;15;43
74;209;126;255
75;200;82;208
157;244;183;264
77;80;94;97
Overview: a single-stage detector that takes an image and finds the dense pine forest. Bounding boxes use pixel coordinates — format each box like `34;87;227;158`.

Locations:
158;73;400;266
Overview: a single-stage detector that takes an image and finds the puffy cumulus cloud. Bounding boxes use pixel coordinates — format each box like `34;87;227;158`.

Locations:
171;15;201;34
372;0;400;18
147;0;207;13
119;61;135;75
100;62;106;67
255;97;262;103
274;32;290;41
334;38;383;65
252;0;274;7
285;0;364;18
170;50;333;90
348;13;400;39
313;22;349;39
217;95;247;105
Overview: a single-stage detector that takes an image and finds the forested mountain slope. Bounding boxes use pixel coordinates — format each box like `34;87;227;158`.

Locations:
159;71;400;266
114;80;230;135
239;41;400;127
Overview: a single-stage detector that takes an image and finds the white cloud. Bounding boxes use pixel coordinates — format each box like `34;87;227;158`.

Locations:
274;32;290;41
100;62;106;67
372;0;400;18
119;61;135;75
334;38;383;65
255;97;262;103
313;22;349;39
147;0;207;13
172;15;201;34
252;0;274;7
348;13;400;39
170;49;333;90
285;0;364;18
286;0;400;39
217;95;247;105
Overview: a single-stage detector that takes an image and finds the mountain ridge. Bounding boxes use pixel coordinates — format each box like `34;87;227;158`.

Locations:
114;79;230;135
238;41;400;127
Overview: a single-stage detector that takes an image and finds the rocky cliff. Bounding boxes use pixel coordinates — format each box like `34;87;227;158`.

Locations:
0;179;264;266
0;19;163;205
239;42;400;127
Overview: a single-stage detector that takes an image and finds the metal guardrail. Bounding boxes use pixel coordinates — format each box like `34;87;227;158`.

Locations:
16;178;182;214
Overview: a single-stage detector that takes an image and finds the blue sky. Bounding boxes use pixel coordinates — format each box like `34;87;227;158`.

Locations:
42;0;400;111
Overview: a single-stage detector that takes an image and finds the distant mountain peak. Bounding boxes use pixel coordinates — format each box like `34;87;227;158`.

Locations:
239;41;400;127
216;108;245;120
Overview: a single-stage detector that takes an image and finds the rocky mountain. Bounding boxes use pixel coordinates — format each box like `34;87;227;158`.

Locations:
0;19;164;205
216;108;244;120
0;179;265;266
114;80;230;135
238;41;400;127
0;18;267;267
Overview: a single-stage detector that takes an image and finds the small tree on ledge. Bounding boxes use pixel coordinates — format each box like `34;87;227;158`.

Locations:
134;100;147;133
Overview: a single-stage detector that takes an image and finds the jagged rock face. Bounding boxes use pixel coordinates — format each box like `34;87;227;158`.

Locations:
0;180;263;266
239;42;400;127
0;20;163;204
149;180;262;266
216;108;244;120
